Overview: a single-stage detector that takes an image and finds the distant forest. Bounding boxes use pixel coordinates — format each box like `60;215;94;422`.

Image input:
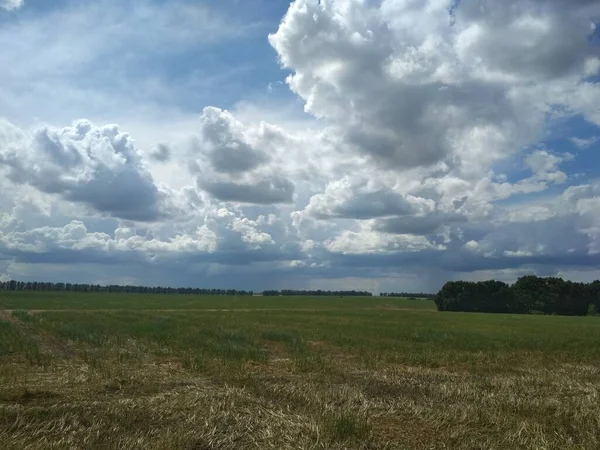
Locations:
379;292;435;299
262;290;373;296
0;281;378;297
0;281;436;298
0;280;255;296
435;276;600;316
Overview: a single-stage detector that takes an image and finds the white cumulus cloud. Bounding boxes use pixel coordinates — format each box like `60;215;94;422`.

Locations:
0;0;23;11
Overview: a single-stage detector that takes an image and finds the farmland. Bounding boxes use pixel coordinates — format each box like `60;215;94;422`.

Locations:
1;292;600;449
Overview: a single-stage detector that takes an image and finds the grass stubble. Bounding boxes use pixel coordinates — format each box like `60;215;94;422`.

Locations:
0;292;599;449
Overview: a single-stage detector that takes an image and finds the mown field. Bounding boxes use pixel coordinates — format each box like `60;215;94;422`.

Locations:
1;292;600;449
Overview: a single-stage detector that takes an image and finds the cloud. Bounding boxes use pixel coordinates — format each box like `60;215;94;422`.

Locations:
0;200;298;279
452;1;598;80
150;144;172;162
200;177;295;205
269;0;600;173
189;107;297;205
374;212;467;236
324;225;443;255
304;176;433;220
198;107;271;174
0;218;218;265
0;119;186;221
0;0;23;11
571;136;600;149
524;149;571;183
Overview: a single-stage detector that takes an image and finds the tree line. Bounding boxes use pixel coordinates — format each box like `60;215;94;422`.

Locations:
0;280;254;296
435;276;600;316
0;280;448;299
0;281;376;297
262;290;373;296
379;292;435;299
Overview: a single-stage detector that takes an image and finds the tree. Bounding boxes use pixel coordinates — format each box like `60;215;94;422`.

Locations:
436;276;594;316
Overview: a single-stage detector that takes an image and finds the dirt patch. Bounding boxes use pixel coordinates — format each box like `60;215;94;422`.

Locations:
0;309;20;325
370;414;440;448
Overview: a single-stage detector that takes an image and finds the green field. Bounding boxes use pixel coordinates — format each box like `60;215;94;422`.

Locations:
1;292;600;449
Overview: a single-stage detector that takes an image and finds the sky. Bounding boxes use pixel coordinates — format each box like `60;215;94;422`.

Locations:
0;0;600;293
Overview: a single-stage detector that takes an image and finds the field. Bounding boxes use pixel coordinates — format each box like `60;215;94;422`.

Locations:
1;293;600;449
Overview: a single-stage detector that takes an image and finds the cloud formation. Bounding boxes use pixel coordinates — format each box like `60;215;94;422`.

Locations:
1;0;600;291
0;119;181;221
269;0;600;172
190;107;296;204
0;0;23;11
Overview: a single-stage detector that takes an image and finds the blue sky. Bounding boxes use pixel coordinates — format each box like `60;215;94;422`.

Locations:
0;0;600;292
0;0;298;126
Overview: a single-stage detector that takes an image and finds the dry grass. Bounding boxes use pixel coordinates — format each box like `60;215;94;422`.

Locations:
1;293;600;449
